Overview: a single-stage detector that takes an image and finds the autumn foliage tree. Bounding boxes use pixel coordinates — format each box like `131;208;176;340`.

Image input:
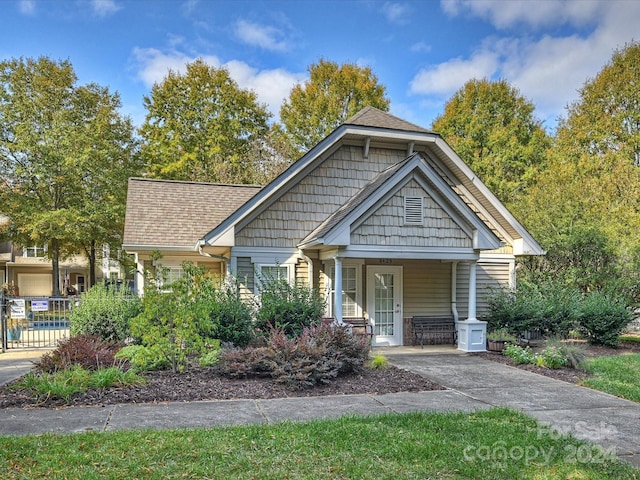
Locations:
139;59;271;184
279;59;390;153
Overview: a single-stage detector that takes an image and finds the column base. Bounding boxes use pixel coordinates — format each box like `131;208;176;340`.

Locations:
457;318;487;352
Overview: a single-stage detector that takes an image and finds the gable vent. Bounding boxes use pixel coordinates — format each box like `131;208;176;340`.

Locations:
404;196;424;225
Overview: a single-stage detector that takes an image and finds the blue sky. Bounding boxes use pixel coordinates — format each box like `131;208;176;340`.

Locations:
2;0;639;132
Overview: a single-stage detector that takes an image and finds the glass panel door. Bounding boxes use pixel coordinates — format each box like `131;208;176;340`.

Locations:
367;266;402;346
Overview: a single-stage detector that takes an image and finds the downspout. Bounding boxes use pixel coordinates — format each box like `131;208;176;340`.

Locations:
197;242;230;276
298;249;313;288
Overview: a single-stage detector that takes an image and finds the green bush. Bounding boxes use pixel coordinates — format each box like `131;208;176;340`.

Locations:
485;286;543;336
577;292;632;347
210;278;255;347
114;345;170;372
255;276;325;337
70;283;142;342
131;261;218;372
503;344;537;365
536;345;568;369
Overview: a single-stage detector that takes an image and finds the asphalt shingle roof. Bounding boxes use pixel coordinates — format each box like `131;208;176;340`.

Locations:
123;178;261;249
343;106;433;134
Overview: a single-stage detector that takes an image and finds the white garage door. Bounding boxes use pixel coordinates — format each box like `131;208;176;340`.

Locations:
17;273;52;296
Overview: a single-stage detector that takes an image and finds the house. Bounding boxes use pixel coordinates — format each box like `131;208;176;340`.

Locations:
1;216;122;296
123;107;544;351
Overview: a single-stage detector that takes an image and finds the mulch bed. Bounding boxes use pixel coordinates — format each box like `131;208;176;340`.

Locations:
472;339;640;385
2;339;638;410
0;364;445;410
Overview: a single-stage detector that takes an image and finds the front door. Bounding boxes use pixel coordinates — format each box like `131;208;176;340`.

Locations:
366;266;403;346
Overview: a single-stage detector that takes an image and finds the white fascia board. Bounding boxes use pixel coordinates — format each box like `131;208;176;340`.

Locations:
341;245;480;261
231;246;300;265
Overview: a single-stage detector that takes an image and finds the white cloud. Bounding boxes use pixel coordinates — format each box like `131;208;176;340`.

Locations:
131;48;305;117
412;0;640;129
441;0;603;30
91;0;121;17
234;20;289;52
382;2;411;25
18;0;35;15
410;41;432;54
409;50;498;96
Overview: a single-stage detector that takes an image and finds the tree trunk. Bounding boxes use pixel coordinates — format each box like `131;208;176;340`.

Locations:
51;239;61;296
89;240;96;288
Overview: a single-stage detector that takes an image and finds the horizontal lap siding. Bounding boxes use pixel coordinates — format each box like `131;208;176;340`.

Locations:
351;180;471;247
400;260;452;317
456;260;512;318
236;146;407;248
236;257;254;299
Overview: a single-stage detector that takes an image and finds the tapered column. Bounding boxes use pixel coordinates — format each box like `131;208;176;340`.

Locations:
457;260;487;352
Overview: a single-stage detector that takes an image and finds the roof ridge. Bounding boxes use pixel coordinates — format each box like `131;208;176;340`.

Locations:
343;106;432;134
129;177;262;188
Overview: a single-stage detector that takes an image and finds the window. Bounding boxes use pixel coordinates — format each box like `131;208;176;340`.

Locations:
404;196;424;225
23;245;47;258
164;267;184;285
328;265;360;318
256;264;294;293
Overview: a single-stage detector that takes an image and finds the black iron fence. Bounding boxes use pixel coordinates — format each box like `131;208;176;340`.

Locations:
1;295;75;352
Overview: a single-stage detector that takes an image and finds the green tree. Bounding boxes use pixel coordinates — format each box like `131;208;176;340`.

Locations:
518;43;640;302
432;78;550;208
279;59;390;153
139;59;271;184
0;57;139;295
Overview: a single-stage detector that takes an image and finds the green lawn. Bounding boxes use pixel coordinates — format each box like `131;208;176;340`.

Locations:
1;408;636;479
582;353;640;402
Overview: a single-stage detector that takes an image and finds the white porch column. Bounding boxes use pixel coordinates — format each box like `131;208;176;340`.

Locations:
334;256;343;324
134;253;145;297
457;260;487;352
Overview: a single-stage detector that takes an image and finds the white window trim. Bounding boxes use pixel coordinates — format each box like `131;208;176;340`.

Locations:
254;263;295;295
23;245;47;258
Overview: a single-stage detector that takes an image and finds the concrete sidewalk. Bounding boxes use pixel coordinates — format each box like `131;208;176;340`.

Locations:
0;349;48;386
1;346;639;468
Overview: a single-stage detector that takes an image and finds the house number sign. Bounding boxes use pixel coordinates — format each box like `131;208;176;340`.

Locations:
378;259;393;264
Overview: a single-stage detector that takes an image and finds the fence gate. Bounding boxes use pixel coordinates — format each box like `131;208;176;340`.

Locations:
1;295;73;352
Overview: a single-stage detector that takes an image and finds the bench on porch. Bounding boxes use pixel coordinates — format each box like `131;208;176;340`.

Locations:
322;317;374;344
412;315;457;348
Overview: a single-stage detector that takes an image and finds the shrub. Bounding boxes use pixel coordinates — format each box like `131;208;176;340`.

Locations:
218;323;369;389
69;283;142;342
503;344;536;364
210;278;255;347
485;286;543;337
545;338;587;369
114;345;170;372
536;346;568;369
255;276;326;337
131;261;219;372
35;334;121;373
577;292;632;347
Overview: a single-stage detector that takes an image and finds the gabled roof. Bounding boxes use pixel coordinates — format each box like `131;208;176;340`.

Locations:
299;153;500;250
123;178;261;250
201;107;544;256
344;106;432;133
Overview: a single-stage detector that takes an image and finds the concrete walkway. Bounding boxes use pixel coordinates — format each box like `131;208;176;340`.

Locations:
1;346;639;468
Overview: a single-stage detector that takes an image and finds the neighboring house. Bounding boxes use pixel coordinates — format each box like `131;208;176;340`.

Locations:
123;107;544;351
0;217;121;297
